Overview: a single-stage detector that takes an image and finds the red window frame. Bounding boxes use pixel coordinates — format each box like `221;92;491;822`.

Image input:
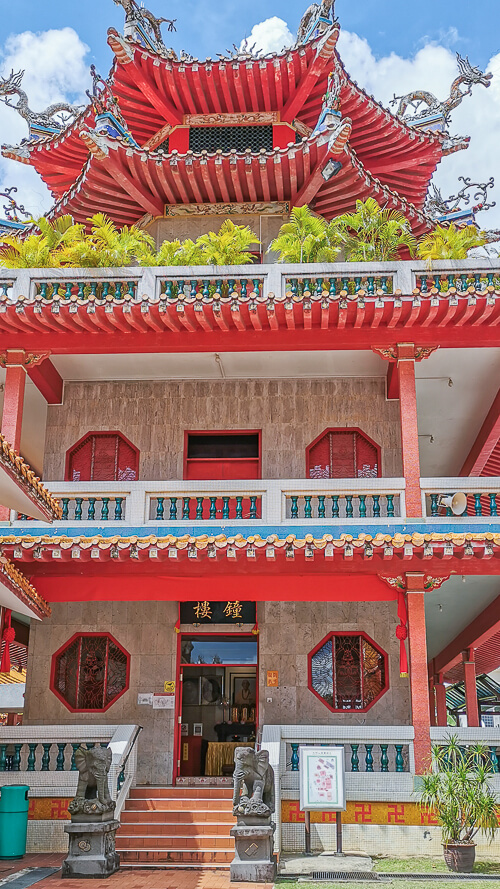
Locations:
65;431;140;482
308;631;389;714
306;427;382;479
183;430;262;480
50;632;130;713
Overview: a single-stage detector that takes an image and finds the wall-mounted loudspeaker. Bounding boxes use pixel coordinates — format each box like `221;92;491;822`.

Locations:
438;493;468;516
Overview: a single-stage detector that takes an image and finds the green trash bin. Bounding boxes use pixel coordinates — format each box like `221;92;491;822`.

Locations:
0;785;30;859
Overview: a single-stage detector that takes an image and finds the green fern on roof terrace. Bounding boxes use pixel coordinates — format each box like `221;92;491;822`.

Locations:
417;223;487;262
195;219;260;265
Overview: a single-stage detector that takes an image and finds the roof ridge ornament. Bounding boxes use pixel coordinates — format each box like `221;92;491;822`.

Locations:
112;0;177;56
0;69;85;142
425;176;496;221
296;0;336;45
390;53;492;134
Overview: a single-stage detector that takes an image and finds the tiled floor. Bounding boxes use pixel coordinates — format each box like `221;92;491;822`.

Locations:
0;856;273;889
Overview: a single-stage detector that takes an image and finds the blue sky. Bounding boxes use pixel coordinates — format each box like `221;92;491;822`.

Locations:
0;0;498;77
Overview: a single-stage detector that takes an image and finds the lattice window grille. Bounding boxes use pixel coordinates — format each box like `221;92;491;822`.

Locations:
310;633;387;712
189;125;274;153
52;634;129;712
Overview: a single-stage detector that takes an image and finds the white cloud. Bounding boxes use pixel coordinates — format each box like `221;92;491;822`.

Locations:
239;17;293;56
0;28;90;217
337;29;500;230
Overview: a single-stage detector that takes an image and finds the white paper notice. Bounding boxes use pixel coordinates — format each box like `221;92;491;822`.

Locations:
153;695;175;710
137;693;153;706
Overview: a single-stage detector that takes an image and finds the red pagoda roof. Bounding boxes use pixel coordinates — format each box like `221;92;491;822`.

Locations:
0;13;448;224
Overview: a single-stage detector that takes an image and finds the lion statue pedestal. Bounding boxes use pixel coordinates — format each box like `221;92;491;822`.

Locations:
62;746;120;879
230;747;277;883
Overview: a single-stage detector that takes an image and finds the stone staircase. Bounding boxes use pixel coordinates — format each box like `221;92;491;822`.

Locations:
117;786;235;868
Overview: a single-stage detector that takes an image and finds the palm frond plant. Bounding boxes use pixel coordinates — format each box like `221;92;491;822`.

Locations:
418;735;499;873
417;224;487;263
330;198;417;261
269;205;341;262
58;214;156;267
0;214;84;268
196;219;259;265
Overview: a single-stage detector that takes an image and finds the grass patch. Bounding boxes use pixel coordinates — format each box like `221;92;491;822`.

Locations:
373;857;500;875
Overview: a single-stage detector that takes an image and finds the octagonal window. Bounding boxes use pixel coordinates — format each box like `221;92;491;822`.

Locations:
51;633;130;712
308;632;388;713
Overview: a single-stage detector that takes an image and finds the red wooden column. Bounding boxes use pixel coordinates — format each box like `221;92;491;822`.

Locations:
434;673;448;727
1;356;27;452
463;649;480;727
406;573;432;774
396;344;422;518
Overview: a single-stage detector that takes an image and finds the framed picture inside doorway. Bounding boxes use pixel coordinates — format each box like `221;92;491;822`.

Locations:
231;674;257;708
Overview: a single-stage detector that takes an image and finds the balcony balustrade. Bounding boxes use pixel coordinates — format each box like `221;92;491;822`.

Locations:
11;477;500;529
1;260;499;335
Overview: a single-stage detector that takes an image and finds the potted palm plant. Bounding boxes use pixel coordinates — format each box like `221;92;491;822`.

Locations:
419;736;499;873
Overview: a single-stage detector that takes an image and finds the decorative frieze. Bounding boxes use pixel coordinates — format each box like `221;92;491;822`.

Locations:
164;200;290;216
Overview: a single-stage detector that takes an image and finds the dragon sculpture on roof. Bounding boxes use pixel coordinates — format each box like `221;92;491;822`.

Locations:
113;0;176;53
296;0;336;43
391;54;492;124
0;70;84;139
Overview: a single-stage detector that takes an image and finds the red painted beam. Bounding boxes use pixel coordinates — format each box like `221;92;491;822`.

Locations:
27;358;63;405
460;387;500;476
386;361;399;400
431;592;500;676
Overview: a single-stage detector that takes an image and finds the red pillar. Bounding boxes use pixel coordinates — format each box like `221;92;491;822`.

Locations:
463;649;480;727
429;680;436;726
396;345;422;518
1;362;26;452
435;674;448;726
406;574;432;774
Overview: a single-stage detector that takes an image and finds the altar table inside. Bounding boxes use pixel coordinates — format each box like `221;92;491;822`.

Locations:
205;741;253;776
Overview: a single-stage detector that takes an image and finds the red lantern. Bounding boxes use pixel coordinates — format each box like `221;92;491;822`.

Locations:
0;610;15;673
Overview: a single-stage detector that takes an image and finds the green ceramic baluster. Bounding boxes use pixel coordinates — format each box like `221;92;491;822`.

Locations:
345;495;353;518
474;494;482;516
41;744;51;771
182;497;190;520
0;746;6;771
304;496;312;518
372;495;380;517
209;497;217;519
101;497;110;520
318;495;326;518
196;497;203;519
350;744;359;772
169;497;177;520
290;744;299;771
156;497;164;520
61;499;69;520
87;498;96;520
380;744;389;773
13;745;22;771
115;282;122;300
74;498;83;520
331;496;339;518
430;494;439;516
489;746;499;773
387;495;395;517
489;494;498;517
222;497;230;519
27;744;37;771
249;497;257;519
291;496;298;519
56;743;66;771
241;279;247;298
115;498;124;520
359;495;366;518
329;278;336;296
395;745;404;772
365;744;374;772
71;744;80;771
236;497;243;519
64;282;72;300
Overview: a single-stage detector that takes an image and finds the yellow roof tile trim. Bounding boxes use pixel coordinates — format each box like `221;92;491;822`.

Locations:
0;434;62;520
0;555;51;618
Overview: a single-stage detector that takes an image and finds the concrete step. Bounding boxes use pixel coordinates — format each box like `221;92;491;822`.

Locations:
120;862;230;870
119;823;233;836
121;809;234;824
129;787;232;799
124;799;233;812
119;849;233;864
117;835;235;850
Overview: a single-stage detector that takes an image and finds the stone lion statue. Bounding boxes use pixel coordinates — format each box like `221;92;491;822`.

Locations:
233;748;275;818
68;745;115;819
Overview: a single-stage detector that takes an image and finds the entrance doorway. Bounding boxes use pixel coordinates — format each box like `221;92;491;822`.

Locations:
175;634;258;782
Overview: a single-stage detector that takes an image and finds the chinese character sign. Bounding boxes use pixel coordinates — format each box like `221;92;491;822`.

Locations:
299;747;346;812
179;601;256;624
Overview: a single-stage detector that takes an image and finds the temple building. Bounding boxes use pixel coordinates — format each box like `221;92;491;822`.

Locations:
0;0;499;867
